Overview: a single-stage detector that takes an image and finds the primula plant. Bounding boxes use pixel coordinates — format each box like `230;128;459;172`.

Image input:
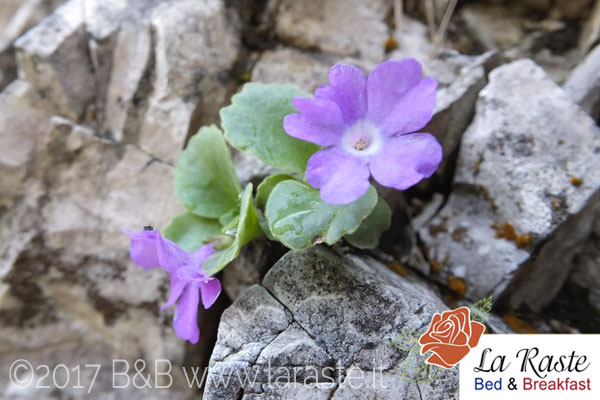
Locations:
124;58;442;343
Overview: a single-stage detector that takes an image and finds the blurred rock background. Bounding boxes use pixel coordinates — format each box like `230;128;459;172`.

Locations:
0;0;599;399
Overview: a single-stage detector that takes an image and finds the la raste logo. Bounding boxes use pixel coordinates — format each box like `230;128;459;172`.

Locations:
391;296;492;381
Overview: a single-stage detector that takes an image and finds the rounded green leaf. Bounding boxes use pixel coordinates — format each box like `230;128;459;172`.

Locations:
220;83;319;176
255;173;295;210
163;213;222;252
344;196;392;249
265;180;378;250
255;173;295;239
174;125;241;219
203;183;262;276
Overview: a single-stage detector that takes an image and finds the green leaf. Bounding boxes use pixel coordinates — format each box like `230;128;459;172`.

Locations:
219;208;239;229
265;180;378;250
174;125;241;219
163;213;222;252
220;83;320;176
470;295;493;324
255;173;295;210
203;183;262;276
345;196;392;249
255;173;295;240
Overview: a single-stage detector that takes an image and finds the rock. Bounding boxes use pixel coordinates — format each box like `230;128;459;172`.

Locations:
0;80;53;208
522;0;552;12
0;117;196;399
204;246;458;399
14;0;96;121
391;46;504;192
0;0;65;90
14;0;240;162
271;0;392;62
554;0;593;20
579;0;600;56
388;16;433;62
133;0;240;162
251;47;331;93
221;241;269;301
421;50;501;191
419;59;600;312
569;209;600;313
564;43;600;121
415;0;452;25
459;4;525;51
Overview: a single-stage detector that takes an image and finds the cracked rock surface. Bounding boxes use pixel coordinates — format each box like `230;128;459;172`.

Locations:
2;0;600;399
419;59;600;311
204;246;458;400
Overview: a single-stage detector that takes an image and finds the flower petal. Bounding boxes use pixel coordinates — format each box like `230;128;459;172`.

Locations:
468;321;486;348
283;97;345;146
369;133;442;190
200;278;222;309
378;77;437;136
161;272;187;311
306;147;370;205
315;64;367;125
123;229;160;270
173;283;201;344
451;307;472;337
366;59;424;131
191;244;216;275
453;331;469;346
426;353;455;369
422;343;471;367
156;235;190;272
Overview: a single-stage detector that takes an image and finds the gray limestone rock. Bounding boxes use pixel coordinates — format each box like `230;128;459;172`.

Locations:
0;0;65;90
251;47;331;94
459;4;525;51
135;0;240;161
420;50;502;191
0;80;53;207
204;246;458;399
419;59;600;312
569;208;600;314
0;117;194;399
14;0;96;121
270;0;392;63
13;0;240;162
565;43;600;122
579;0;600;56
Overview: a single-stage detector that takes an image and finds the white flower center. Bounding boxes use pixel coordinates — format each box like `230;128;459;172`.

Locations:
340;120;382;157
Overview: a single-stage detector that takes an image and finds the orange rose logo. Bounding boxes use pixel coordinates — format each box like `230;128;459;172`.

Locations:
418;306;486;369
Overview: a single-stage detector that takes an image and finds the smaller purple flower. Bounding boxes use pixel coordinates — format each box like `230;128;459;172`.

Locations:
283;59;443;204
124;228;221;344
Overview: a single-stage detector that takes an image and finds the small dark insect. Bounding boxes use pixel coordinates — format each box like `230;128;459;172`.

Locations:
144;225;154;231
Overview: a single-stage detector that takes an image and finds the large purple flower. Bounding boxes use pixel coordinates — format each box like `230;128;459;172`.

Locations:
284;59;442;204
123;228;221;344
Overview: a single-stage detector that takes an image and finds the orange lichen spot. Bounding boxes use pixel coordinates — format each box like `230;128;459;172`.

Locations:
429;222;448;236
451;227;468;243
570;176;583;187
429;259;442;272
494;222;533;248
447;276;467;297
493;222;517;242
473;155;484;176
384;37;398;53
387;261;407;276
502;314;536;334
551;198;562;209
516;234;533;248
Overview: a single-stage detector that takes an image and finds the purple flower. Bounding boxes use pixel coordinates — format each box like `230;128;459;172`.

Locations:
283;59;442;204
123;229;221;344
